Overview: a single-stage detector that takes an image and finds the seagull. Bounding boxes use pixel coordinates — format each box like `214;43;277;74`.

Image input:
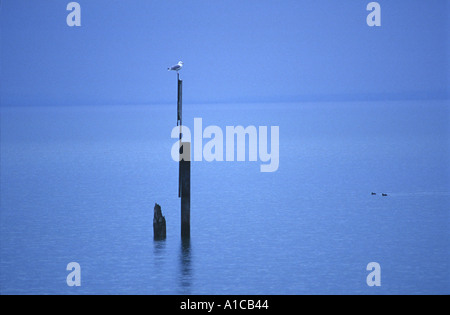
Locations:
168;61;184;72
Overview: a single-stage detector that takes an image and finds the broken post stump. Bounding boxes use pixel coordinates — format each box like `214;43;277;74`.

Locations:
153;203;166;240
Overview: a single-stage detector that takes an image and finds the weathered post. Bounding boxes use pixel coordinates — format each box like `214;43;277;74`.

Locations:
180;142;191;239
153;203;166;240
177;72;182;126
172;65;190;239
178;73;183;198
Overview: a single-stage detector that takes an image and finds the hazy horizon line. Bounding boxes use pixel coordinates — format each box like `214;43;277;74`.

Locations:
1;91;448;108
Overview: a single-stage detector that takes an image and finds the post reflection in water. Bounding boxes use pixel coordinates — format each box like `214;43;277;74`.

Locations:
179;238;192;293
153;239;166;268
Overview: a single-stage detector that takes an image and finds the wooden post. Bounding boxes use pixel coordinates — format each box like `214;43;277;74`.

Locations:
177;73;182;126
177;74;183;198
176;72;190;239
153;203;166;240
180;142;191;239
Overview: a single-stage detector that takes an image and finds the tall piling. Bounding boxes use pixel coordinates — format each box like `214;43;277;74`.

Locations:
176;73;190;239
180;142;191;239
177;73;182;126
177;73;183;198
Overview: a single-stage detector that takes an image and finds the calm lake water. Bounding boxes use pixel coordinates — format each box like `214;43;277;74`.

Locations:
1;100;449;294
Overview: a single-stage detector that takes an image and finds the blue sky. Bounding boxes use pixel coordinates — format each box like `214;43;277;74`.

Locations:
1;0;448;106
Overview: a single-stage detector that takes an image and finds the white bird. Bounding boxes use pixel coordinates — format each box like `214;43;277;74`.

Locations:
168;61;184;72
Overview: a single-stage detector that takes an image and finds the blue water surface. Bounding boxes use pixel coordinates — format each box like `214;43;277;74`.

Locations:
0;100;449;294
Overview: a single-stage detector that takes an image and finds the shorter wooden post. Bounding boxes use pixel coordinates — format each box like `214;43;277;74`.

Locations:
153;203;166;240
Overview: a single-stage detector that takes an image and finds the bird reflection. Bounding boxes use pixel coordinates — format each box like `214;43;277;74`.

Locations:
179;238;192;293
